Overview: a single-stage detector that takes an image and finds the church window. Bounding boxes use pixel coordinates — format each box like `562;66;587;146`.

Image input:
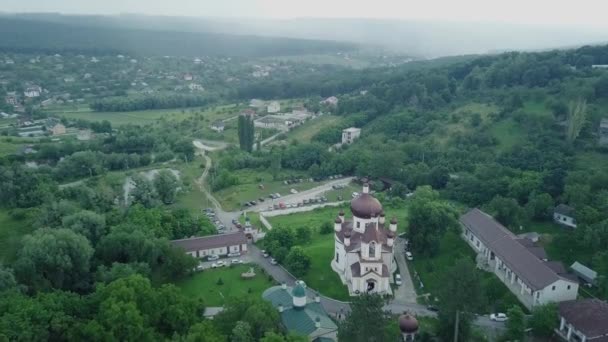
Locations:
336;253;339;263
356;221;360;228
369;242;376;258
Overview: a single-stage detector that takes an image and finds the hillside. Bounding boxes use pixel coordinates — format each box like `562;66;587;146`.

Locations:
0;17;356;57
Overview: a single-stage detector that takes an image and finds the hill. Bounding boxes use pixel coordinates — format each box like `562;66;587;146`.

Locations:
0;17;356;57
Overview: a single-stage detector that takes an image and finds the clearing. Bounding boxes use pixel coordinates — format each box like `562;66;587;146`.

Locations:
0;209;35;262
285;115;343;143
177;265;275;306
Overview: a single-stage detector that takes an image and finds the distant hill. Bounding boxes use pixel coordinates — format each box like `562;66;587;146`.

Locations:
0;17;356;57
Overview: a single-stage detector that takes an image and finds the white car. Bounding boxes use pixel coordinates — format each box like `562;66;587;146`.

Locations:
196;264;204;271
395;274;402;286
227;252;240;257
270;258;278;265
490;313;508;322
207;255;219;261
231;259;243;265
352;192;359;198
405;251;413;261
261;250;270;258
211;261;226;268
290;189;298;194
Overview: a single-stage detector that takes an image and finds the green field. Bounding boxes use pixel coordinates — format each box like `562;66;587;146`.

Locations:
177;265;275;306
0;140;19;157
286;115;343;143
0;209;35;262
490;119;526;152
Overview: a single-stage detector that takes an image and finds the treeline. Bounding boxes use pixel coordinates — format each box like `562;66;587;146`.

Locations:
0;17;355;57
89;94;214;112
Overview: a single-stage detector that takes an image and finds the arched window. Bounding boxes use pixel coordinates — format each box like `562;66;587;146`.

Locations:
368;242;376;258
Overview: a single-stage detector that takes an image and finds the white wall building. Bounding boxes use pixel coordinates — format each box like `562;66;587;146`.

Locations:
461;209;579;309
342;127;361;144
171;232;248;258
331;183;397;295
554;204;577;228
267;101;280;113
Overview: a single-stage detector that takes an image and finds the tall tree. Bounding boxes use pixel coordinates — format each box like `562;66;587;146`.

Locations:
566;97;587;143
284;246;311;277
338;294;397;342
154;170;180;204
231;321;254;342
238;115;255;152
528;304;558;338
505;305;525;341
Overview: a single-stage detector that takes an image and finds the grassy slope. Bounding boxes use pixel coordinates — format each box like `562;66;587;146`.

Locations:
177;265;275;306
286;115;343;143
0;210;34;262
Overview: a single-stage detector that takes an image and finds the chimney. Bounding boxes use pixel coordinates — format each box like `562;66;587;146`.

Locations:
339;210;345;222
278;304;284;312
315;316;321;328
390;217;397;232
315;292;321;303
334;217;342;232
362;182;370;194
379;211;385;225
281;283;287;290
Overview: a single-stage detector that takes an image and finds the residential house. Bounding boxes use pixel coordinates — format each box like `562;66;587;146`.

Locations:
342;127;361;144
49;123;66;136
599;118;608;145
570;261;598;286
171;232;248;258
210;120;225;133
267;101;281;113
77;129;94;141
5;92;18;105
254;115;286;129
183;73;194;81
263;281;338;341
24;86;42;98
556;299;608;341
460;209;579;309
188;83;204;91
249;99;266;108
554;204;577;228
321;96;339;106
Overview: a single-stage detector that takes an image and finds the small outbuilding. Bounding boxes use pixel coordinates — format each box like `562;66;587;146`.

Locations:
570;261;598;286
554;204;577;228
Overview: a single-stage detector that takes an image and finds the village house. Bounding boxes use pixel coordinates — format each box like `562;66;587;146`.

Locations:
342;127;361;144
24;86;42;98
332;183;398;296
5;92;18;106
49;123;66;136
188;83;204;91
267;101;281;113
171;232;248;259
554;204;577;228
556;299;608;341
249;99;266;108
460;209;579;309
183;73;194;81
321;96;339;106
210;120;225;133
263;281;338;341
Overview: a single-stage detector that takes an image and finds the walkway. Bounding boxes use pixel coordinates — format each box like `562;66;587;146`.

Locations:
392;238;418;304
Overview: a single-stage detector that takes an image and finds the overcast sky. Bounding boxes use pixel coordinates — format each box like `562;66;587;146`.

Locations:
2;0;608;29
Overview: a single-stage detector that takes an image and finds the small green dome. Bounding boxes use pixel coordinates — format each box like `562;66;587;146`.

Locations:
292;282;306;298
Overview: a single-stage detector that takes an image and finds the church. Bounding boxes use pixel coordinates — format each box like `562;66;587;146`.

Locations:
331;182;397;295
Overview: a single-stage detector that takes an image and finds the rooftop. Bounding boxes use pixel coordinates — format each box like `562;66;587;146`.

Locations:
461;209;576;290
559;299;608;338
554;204;575;217
171;232;247;252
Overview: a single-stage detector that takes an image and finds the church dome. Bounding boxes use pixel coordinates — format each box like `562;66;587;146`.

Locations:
350;193;383;219
398;314;419;334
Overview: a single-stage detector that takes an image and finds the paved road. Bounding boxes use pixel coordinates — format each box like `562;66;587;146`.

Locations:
392;238;418;304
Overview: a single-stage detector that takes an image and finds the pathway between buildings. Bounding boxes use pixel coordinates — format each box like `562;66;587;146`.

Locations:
392;238;418;304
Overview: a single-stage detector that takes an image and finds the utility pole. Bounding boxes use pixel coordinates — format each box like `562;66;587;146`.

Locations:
453;310;460;342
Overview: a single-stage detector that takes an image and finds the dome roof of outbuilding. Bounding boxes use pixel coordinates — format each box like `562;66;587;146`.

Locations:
398;314;419;333
292;281;306;298
350;194;383;219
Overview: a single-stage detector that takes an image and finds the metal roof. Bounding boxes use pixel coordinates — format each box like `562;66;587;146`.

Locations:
171;232;247;252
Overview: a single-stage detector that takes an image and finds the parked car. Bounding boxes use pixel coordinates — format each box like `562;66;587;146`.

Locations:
303;199;309;204
250;200;257;205
275;193;281;198
395;274;402;286
490;313;508;322
207;255;219;261
232;219;238;225
227;252;240;257
231;259;243;265
196;264;204;271
235;223;242;229
262;250;270;258
290;189;298;194
273;204;280;210
427;305;439;312
211;261;226;268
279;202;286;209
270;258;278;265
352;192;359;198
258;197;265;202
405;251;414;261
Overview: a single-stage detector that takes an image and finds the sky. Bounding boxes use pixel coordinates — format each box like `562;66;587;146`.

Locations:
2;0;608;29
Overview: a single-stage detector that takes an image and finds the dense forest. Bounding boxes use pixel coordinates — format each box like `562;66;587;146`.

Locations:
0;17;356;57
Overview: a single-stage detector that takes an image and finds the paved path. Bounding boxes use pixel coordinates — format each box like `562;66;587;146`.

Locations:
392;238;418;304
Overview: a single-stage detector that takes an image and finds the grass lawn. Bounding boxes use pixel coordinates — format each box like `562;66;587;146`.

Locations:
213;169;328;211
575;151;608;171
177;265;276;306
0;140;19;157
410;231;522;313
0;209;35;262
286;115;343;143
489;119;526;152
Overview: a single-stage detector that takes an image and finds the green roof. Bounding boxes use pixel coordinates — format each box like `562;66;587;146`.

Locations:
292;282;306;298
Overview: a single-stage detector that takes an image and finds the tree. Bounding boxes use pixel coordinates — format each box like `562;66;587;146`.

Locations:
485;195;525;229
408;186;458;256
238;115;255;152
284;247;311;277
528;304;557;338
130;175;159;208
231;321;254;342
566;98;587;143
505;305;525;341
295;226;312;244
186;321;227;342
525;192;554;220
62;210;107;245
154;170;180;204
214;297;280;339
319;222;334;234
338;294;395;342
0;266;17;291
14;228;93;292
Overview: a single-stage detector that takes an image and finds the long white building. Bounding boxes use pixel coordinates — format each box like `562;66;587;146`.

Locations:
460;209;579;309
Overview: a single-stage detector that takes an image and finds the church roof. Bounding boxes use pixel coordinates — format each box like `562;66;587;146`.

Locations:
336;220;392;252
350;262;390;278
350;193;383;219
